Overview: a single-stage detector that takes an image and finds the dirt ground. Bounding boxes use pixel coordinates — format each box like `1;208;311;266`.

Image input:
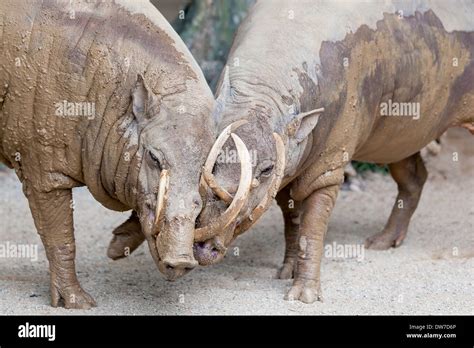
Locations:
0;128;472;315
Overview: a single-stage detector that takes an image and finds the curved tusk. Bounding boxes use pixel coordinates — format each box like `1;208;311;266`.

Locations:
202;170;233;204
235;133;286;236
144;233;162;267
154;169;169;226
139;170;169;268
202;120;248;204
199;176;208;200
296;107;325;120
195;133;253;242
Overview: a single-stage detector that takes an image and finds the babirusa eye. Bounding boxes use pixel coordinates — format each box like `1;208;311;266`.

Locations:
149;151;162;170
260;164;274;177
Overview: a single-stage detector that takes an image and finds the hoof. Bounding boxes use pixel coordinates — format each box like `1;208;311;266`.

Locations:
276;262;295;279
365;230;406;250
284;279;322;304
107;217;145;260
51;283;97;310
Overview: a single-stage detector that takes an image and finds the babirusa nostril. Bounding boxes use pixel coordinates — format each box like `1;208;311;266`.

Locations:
163;257;197;270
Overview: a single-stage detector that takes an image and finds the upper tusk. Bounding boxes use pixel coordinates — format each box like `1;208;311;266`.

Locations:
155;169;169;226
296;107;325;120
202;169;233;204
235;132;286;235
202;120;248;203
195;133;253;242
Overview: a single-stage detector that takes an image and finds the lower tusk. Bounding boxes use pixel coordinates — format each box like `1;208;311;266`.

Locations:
145;234;161;265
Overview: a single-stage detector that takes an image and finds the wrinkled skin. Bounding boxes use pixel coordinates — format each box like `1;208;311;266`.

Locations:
193;0;474;303
0;0;215;308
104;0;474;302
133;78;211;280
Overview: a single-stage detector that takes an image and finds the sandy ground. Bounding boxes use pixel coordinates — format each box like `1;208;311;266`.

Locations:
0;129;472;315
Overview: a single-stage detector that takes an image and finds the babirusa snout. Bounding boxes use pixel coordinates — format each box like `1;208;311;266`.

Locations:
156;218;198;280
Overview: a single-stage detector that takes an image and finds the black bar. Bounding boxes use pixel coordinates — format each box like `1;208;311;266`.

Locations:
0;315;472;346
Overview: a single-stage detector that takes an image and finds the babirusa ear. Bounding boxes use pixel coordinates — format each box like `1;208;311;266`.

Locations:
132;74;152;124
293;107;325;143
216;65;231;102
212;65;231;125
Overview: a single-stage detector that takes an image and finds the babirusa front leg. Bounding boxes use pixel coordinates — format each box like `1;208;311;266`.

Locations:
285;183;340;304
25;184;96;309
276;186;301;279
